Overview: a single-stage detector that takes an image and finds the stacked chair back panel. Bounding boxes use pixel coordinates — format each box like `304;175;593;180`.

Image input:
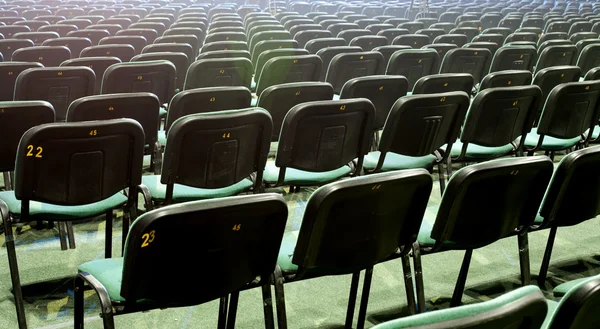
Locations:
412;73;475;95
439;48;492;84
256;54;321;96
185;58;253;89
255;48;309;83
479;70;533;91
386;49;440;90
80;44;136;62
325;51;385;94
131;52;189;92
0;39;34;60
547;276;600;328
11;45;71;67
315;46;362;81
532;66;581;123
67;29;110;45
576;44;600;76
0;62;43;101
60;57;121;95
41;37;93;59
489;46;537;72
535;44;578;73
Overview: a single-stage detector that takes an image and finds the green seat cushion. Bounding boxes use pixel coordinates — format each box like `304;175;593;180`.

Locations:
158;130;166;145
333;94;340;100
541;299;559;329
534;213;544;224
371;285;543;329
251;79;256;91
524;127;581;151
0;191;127;220
450;141;514;159
553;277;590;297
263;161;351;185
78;258;125;302
363;151;437;171
142;175;253;201
159;108;167;117
277;231;300;272
586;125;600;140
251;97;257;107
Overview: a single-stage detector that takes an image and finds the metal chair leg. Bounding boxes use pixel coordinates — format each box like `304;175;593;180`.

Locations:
226;291;240;329
437;163;446;194
261;279;275;329
122;207;132;254
345;271;361;328
273;266;288;329
3;171;12;190
401;253;417;315
412;242;426;313
74;275;85;329
3;215;27;329
77;272;115;329
538;226;558;286
105;210;112;259
67;221;76;249
58;221;68;250
518;232;531;286
218;295;229;329
357;267;374;329
450;249;473;307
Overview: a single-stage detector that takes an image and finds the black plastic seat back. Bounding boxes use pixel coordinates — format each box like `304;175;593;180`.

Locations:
66;29;110;45
458;86;543;153
99;35;147;54
316;46;362;81
251;39;299;66
305;37;346;54
339;75;409;130
292;169;432;271
14;118;144;206
326;52;384;94
102;61;176;105
142;43;194;64
430;155;553;253
538;40;573;56
577;44;600;76
505;32;538;44
416;28;445;41
80;44;136;62
0;101;55;172
131;52;189;91
532;66;582;122
165;87;252;133
0;62;43;101
535;45;578;73
377;28;409;43
184;58;252;90
536;81;600;142
249;30;291;54
538;32;568;45
120;193;287;305
14;66;95;120
569;32;598;44
294;30;332;48
338;29;371;44
0;39;33;60
386;49;440;90
479;70;533;91
13;31;59;45
433;33;468;47
0;25;30;39
12;46;71;67
256;54;321;96
201;40;248;53
464;42;500;56
42;37;92;58
196;50;251;61
38;24;78;37
373;45;411;68
547;276;600;329
472;33;504;44
440;48;493;84
255;48;309;81
348;35;388;51
412;73;475;95
489;46;538;72
275;98;374;174
392;34;430;49
154;35;200;58
257;82;333;141
66;93;159;147
60;57;121;95
373;92;470;171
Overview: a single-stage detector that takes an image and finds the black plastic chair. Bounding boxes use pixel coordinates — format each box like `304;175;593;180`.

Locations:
11;45;71;67
349;35;388;51
60;57;121;95
256;54;321;96
74;193;287;329
412;73;475;95
67;29;110;45
478;70;533;91
315;46;362;81
386;49;440;90
433;33;468;47
439;48;492;85
255;48;309;82
546;275;600;328
80;44;136;62
392;34;430;49
534;44;578;73
576;44;600;76
184;57;252;90
531;66;581;124
42;37;92;59
0;62;43;101
99;35;147;54
131;52;189;92
325;52;384;94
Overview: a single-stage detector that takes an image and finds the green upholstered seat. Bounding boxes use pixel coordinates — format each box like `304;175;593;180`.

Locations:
450;141;514;159
251;97;258;107
158;130;166;145
332;94;340;100
534;213;544;224
552;277;590;297
0;191;127;220
541;300;559;329
524;127;581;151
141;175;253;201
277;231;301;272
251;79;256;91
363;151;437;171
371;285;544;329
586;125;600;140
159;108;167;117
78;258;125;302
263;161;351;185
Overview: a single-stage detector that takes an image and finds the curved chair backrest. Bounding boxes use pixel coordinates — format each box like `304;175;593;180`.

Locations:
60;57;121;95
304;37;346;54
131;52;189;91
349;35;388;51
154;34;200;57
547;276;600;329
489;45;538;72
532;66;581;123
250;39;299;66
142;43;194;64
325;51;384;94
42;37;92;58
256;54;321;96
66;29;110;45
0;62;43;101
255;48;309;81
412;73;474;95
99;35;147;54
377;28;409;43
11;45;71;67
315;45;362;81
479;70;533;91
577;44;600;76
386;49;440;90
473;33;505;45
392;34;430;48
535;45;578;73
184;58;253;90
433;33;468;47
439;48;493;84
80;44;136;62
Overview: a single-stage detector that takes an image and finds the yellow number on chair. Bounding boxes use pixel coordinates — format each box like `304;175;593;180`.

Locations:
27;145;42;158
232;224;241;231
141;230;155;247
26;145;33;157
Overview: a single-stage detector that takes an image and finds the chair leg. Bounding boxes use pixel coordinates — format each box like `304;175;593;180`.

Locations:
437;163;446;194
401;254;417;315
226;291;239;329
345;271;360;328
356;267;374;329
105;210;112;259
74;275;85;329
218;295;229;329
3;171;11;190
67;221;76;249
412;242;426;313
450;249;473;307
58;221;68;250
445;157;453;184
122;207;132;254
518;231;531;286
261;279;275;329
78;273;115;329
4;217;27;329
538;226;558;286
273;266;288;329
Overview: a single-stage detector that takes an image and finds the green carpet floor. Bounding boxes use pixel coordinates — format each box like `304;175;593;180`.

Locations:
1;156;600;328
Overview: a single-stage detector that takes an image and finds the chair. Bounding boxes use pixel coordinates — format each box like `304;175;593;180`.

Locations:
532;66;581;122
433;33;468;47
294;30;331;48
0;39;33;60
478;70;533;91
392;34;430;49
416;28;445;41
545;275;600;329
14;66;95;120
472;33;505;44
0;25;30;39
142;43;194;65
273;170;432;329
86;24;122;36
99;35;147;54
325;52;384;94
185;58;252;90
338;29;372;44
1;118;144;329
250;40;299;67
412;73;475;95
315;46;362;81
348;35;388;51
0;62;43;101
489;45;538;72
523;81;600;156
256;55;321;96
41;36;92;58
66;29;110;45
263;99;374;187
439;48;492;85
373;45;411;68
538;32;568;45
386;49;440;90
576;44;600;76
370;285;547;329
155;35;200;58
377;28;410;43
413;156;553;309
131;52;189;92
80;44;136;62
11;45;71;67
60;57;121;95
534;45;578;73
255;48;309;82
505;32;538;44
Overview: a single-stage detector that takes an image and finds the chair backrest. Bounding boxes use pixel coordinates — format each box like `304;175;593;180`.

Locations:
67;29;110;45
440;48;493;84
458;86;542;152
14;119;144;207
275;98;374;174
536;81;600;142
142;43;194;65
412;73;475;95
430;156;553;248
532;66;581;123
11;45;71;67
120;193;287;305
291;169;432;273
255;48;309;80
479;70;533;91
257;82;333;141
14;66;95;120
184;58;252;90
60;57;121;95
66;93;159;147
349;35;388;51
165;86;252;133
196;50;250;60
131;52;189;91
101;60;176;105
154;34;200;57
80;44;136;62
433;33;468;47
392;34;430;48
325;52;384;94
161;108;271;196
256;54;321;96
386;49;440;90
99;35;147;54
0;101;55;172
535;45;578;73
547;276;600;329
0;62;43;101
370;285;547;329
374;92;469;170
42;37;93;59
577;44;600;76
489;46;537;72
339;75;408;130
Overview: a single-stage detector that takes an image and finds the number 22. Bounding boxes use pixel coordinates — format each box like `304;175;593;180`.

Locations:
26;145;43;158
